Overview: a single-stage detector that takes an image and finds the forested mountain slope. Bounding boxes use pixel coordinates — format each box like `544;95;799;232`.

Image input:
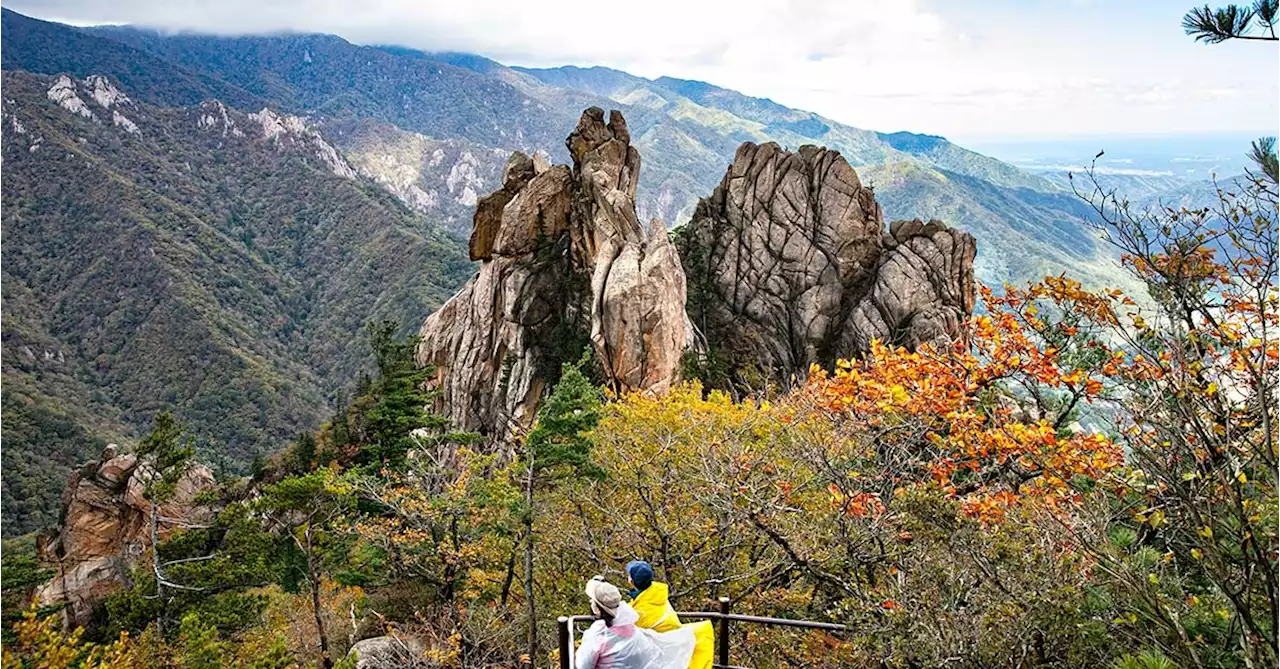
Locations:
0;70;473;534
8;10;1128;290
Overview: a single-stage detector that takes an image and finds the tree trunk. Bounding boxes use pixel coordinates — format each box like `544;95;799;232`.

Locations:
150;499;165;635
307;528;333;669
523;458;538;666
500;545;517;608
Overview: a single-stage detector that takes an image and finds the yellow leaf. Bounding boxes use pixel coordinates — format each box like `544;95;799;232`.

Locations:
1206;382;1219;396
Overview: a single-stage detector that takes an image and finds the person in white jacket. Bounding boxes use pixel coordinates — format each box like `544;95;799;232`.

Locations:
576;576;694;669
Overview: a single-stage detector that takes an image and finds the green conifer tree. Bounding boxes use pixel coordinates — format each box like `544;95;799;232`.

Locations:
258;470;357;669
351;321;445;470
518;350;605;663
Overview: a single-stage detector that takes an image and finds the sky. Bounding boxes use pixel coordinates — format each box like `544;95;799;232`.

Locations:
5;0;1278;143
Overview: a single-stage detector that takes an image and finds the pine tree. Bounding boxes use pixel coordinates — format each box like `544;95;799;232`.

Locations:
258;470;356;669
351;321;444;470
134;412;197;634
136;411;195;504
518;350;605;663
291;432;317;473
1182;2;1278;186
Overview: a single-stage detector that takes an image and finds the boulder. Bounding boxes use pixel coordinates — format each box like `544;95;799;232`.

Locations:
843;218;977;353
417;108;692;441
35;445;216;628
347;635;428;668
680;142;975;390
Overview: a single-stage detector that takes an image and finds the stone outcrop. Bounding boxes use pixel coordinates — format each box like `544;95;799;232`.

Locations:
416;108;691;440
680;142;975;389
418;112;976;436
35;445;216;628
347;635;429;668
844;218;976;353
45;74;141;132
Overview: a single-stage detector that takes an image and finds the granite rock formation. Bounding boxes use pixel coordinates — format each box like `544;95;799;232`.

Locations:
416;108;691;440
844;218;977;354
34;445;216;628
680;142;975;390
418;114;976;436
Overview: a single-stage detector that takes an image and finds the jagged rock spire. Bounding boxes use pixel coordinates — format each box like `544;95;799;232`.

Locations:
416;108;690;441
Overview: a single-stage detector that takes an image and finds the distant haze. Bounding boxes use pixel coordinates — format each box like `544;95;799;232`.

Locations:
966;133;1263;181
3;0;1277;141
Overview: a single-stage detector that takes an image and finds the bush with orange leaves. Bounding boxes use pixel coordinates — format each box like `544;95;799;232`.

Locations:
547;315;1129;667
801;307;1123;525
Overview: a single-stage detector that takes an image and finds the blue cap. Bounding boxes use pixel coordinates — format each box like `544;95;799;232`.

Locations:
626;560;654;591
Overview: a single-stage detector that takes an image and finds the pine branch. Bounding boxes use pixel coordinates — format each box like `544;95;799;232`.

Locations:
159;554;223;568
1183;3;1280;41
1249;138;1280;185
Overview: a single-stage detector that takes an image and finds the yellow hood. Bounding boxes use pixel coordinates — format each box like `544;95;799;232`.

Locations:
632;581;681;632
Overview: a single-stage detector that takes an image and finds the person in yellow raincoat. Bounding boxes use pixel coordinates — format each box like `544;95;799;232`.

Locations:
626;561;714;669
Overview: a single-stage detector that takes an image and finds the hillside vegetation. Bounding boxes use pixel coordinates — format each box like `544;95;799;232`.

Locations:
0;70;473;534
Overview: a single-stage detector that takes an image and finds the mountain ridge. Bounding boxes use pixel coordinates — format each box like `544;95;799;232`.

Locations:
7;10;1088;235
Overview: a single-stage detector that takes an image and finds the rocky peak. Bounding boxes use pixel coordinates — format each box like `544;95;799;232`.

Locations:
44;75;140;134
417;107;691;441
680;141;975;391
34;445;215;629
46;75;93;119
196;100;244;137
247;108;357;180
565;108;687;393
83;74;132;110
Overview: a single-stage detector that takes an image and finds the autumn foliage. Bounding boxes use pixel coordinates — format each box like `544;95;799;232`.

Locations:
5;174;1274;669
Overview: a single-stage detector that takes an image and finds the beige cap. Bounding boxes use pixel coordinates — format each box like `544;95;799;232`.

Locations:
584;575;621;617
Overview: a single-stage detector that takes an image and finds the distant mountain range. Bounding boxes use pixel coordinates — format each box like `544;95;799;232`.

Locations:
0;7;1206;535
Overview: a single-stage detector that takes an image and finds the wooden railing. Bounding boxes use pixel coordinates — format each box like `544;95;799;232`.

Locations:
557;597;847;669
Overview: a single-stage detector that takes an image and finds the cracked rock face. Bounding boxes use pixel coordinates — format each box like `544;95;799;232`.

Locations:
34;446;215;629
681;142;975;389
844;218;976;354
417;108;691;441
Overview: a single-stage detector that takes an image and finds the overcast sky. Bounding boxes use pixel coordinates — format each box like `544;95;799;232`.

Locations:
6;0;1277;142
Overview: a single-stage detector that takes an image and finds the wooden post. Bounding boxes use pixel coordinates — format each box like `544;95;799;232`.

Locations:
557;616;571;669
717;597;731;668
